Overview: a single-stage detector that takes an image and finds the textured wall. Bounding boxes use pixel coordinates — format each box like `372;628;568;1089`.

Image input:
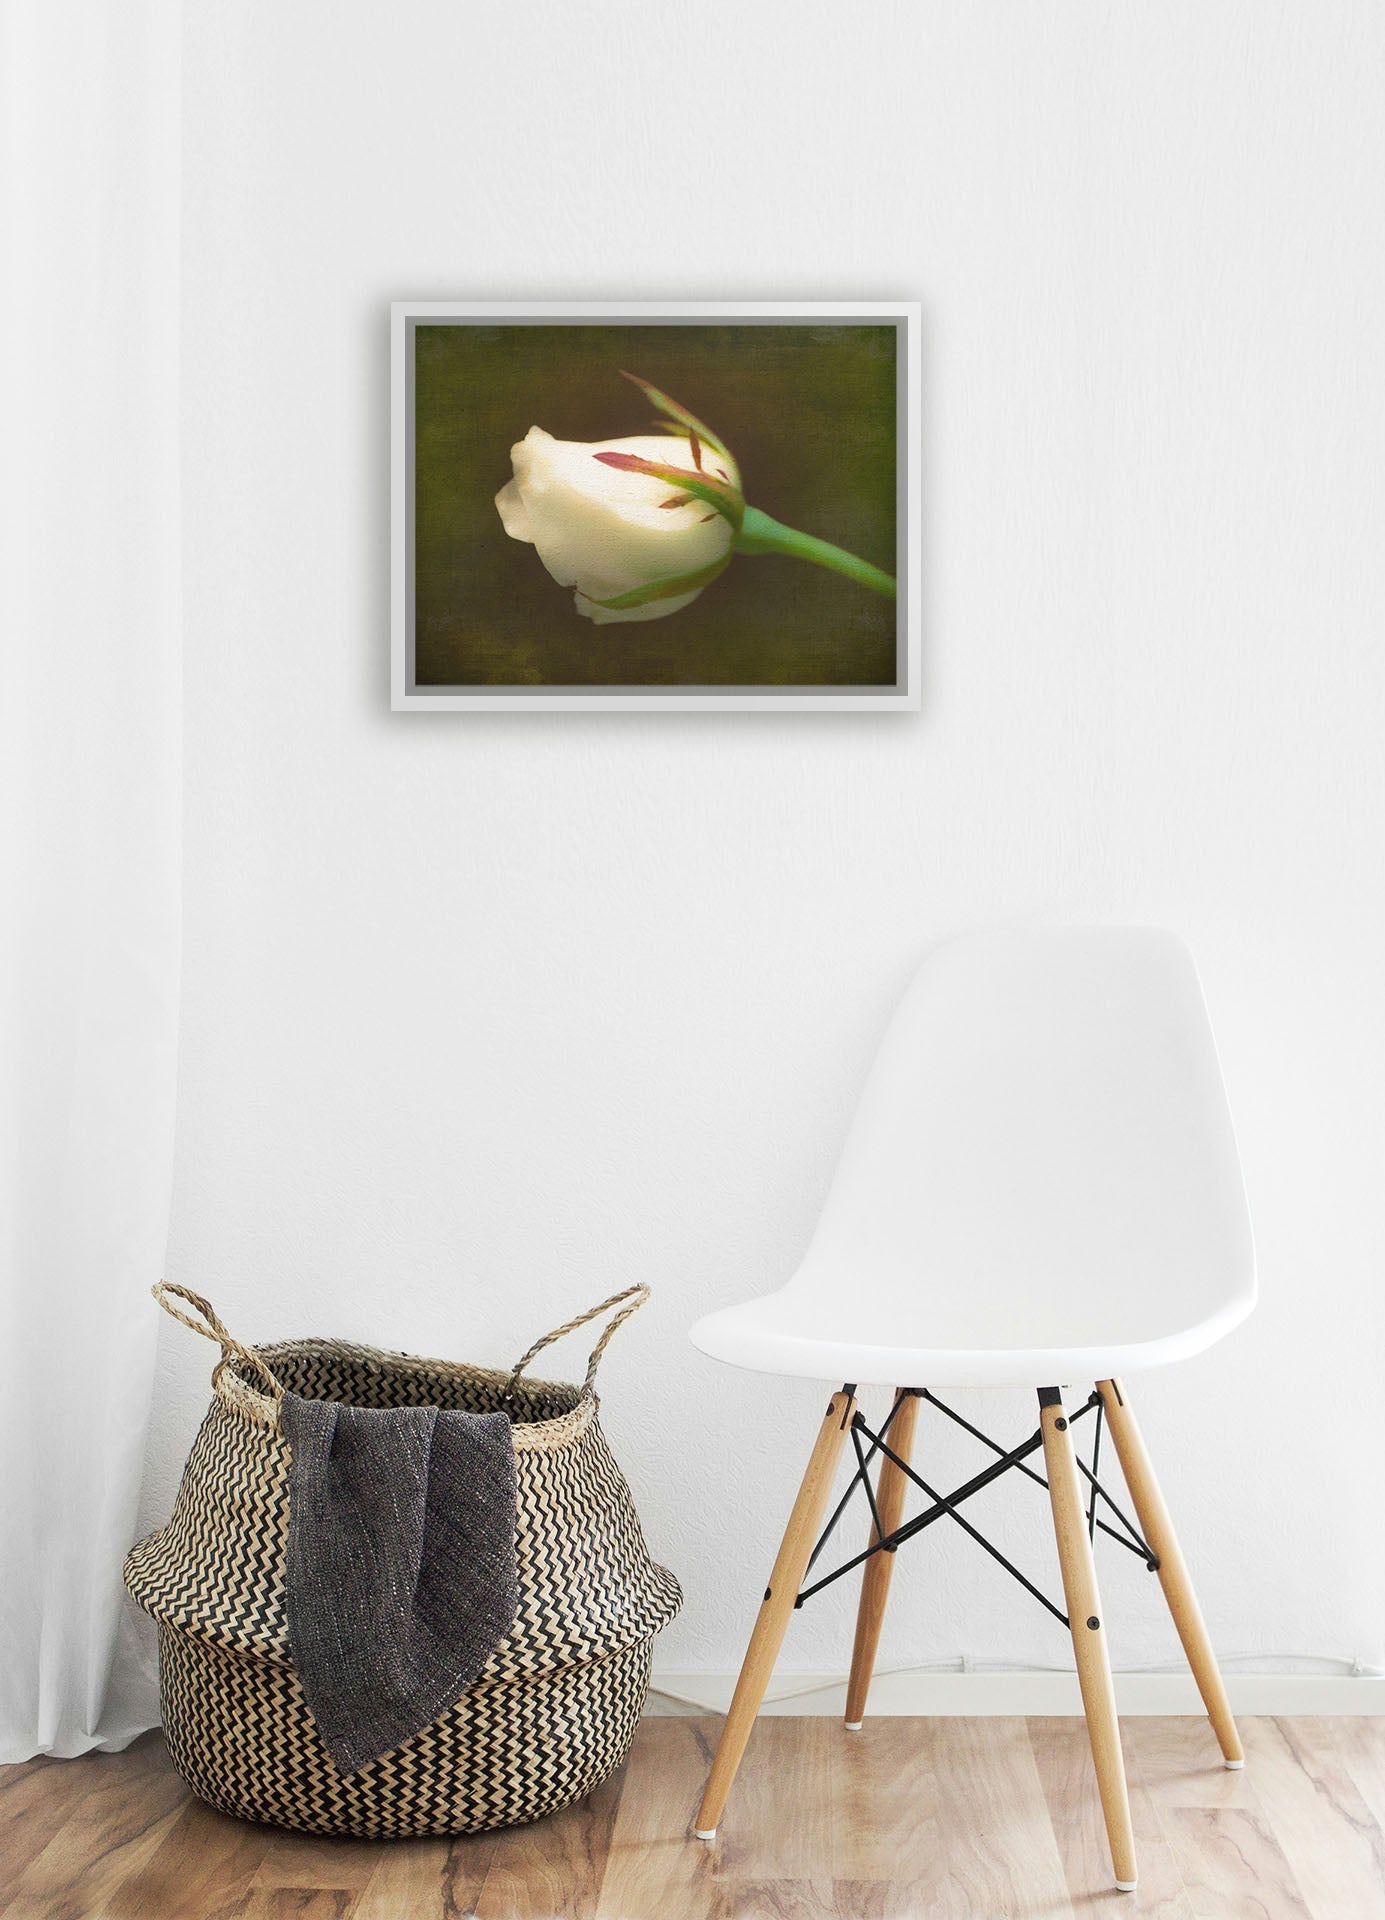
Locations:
142;2;1385;1691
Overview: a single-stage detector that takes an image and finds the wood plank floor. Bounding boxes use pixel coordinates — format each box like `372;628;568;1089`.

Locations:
3;1717;1384;1919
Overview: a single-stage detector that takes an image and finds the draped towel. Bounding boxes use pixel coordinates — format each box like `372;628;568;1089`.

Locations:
281;1392;518;1774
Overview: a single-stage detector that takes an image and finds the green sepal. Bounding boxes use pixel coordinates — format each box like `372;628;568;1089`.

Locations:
619;371;734;464
593;451;744;531
584;551;732;611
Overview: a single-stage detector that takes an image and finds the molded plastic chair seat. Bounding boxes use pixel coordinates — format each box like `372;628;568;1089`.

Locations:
691;926;1254;1389
690;1282;1252;1390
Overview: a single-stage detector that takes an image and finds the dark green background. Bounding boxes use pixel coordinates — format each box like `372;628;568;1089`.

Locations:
412;324;899;688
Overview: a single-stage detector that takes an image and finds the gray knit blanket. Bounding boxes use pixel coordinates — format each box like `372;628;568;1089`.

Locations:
281;1391;518;1775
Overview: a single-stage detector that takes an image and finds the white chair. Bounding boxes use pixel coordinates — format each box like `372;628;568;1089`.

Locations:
689;927;1255;1894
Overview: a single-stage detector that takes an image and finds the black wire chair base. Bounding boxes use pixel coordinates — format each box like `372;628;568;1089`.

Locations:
792;1385;1159;1630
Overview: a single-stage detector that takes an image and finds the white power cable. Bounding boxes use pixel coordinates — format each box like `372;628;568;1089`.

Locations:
648;1651;1385;1714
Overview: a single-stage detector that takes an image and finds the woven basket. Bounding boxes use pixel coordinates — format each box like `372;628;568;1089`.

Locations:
125;1282;681;1838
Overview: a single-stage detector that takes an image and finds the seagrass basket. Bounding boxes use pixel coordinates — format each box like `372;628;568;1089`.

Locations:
125;1282;681;1838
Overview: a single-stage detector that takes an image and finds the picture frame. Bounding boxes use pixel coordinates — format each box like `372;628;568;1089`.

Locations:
391;300;920;712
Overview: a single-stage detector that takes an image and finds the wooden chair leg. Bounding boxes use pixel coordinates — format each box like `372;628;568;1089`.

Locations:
1039;1388;1138;1893
1097;1377;1244;1768
844;1387;921;1729
693;1388;856;1839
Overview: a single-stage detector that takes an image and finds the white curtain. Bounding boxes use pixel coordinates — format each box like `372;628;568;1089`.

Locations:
0;1;181;1759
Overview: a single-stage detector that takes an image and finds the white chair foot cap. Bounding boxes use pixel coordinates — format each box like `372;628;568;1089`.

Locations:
1224;1758;1245;1770
844;1720;863;1731
1115;1880;1138;1893
694;1827;717;1841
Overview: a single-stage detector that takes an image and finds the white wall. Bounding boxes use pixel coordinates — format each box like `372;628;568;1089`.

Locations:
143;2;1385;1696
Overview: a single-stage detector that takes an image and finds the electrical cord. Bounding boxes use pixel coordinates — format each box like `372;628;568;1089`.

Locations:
647;1651;1385;1714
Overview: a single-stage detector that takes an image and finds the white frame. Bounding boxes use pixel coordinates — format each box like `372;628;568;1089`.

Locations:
390;300;920;712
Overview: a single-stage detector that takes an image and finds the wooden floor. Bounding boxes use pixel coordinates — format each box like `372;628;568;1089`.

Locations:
4;1716;1385;1919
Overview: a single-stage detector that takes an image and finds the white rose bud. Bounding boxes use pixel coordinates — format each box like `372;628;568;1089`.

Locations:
496;429;740;626
494;370;896;627
495;373;744;625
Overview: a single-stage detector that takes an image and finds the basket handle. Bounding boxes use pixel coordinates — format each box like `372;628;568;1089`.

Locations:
152;1281;286;1412
504;1284;650;1401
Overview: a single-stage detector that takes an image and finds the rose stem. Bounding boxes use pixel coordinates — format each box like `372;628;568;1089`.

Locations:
734;505;896;599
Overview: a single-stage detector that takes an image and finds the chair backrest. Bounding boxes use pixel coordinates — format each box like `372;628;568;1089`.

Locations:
785;928;1255;1350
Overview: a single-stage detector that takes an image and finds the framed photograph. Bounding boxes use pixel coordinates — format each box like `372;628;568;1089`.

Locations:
391;300;919;712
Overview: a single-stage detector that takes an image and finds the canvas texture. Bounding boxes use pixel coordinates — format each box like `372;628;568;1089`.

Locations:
413;322;898;688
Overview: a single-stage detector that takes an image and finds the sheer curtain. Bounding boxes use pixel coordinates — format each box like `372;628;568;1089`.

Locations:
0;1;181;1758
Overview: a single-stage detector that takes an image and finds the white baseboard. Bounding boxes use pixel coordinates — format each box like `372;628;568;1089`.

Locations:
648;1668;1385;1718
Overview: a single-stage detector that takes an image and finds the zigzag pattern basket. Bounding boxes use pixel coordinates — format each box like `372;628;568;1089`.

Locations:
125;1283;681;1838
